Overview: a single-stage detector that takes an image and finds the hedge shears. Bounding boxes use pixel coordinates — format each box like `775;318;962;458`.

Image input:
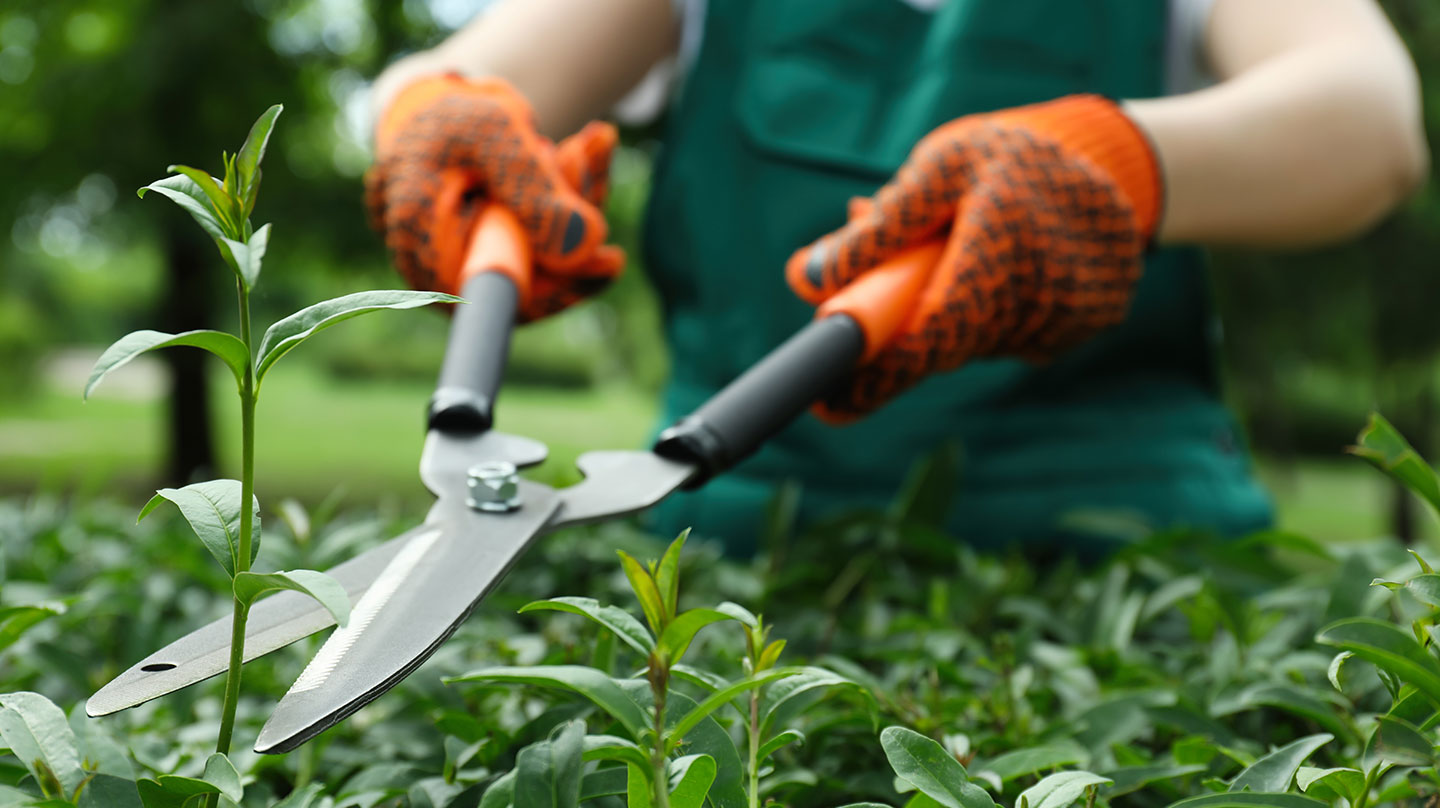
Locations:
87;202;941;754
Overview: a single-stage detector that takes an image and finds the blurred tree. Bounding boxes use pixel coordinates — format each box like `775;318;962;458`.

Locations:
1;0;1432;525
0;0;436;483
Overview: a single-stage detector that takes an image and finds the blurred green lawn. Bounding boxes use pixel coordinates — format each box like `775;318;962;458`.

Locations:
0;354;1422;544
0;357;658;511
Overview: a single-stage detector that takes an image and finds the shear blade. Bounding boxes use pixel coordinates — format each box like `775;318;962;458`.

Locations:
85;523;429;717
254;484;560;754
87;429;546;718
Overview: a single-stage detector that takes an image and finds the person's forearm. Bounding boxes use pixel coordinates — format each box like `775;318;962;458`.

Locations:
372;0;678;138
1126;1;1428;248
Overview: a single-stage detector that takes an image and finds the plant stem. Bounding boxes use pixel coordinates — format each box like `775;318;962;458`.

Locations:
747;690;761;808
652;679;671;808
211;283;257;806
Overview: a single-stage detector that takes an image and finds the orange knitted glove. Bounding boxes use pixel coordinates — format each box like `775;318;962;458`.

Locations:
786;95;1162;422
366;75;624;321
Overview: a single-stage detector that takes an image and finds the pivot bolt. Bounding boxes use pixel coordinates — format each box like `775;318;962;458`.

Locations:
466;461;521;512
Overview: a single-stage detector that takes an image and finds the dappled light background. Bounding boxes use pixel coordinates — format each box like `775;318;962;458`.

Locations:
0;0;1437;544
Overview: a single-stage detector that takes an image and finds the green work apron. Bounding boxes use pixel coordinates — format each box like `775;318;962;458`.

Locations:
641;0;1274;556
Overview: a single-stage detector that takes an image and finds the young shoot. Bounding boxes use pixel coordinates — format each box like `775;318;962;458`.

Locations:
84;104;459;802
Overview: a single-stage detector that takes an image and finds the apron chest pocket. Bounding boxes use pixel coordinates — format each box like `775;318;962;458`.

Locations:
733;0;1101;182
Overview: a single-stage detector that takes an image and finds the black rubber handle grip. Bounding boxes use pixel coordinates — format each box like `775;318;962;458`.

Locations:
427;271;518;432
654;313;865;484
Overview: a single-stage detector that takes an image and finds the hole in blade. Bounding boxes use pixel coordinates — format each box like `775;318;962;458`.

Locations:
141;663;176;672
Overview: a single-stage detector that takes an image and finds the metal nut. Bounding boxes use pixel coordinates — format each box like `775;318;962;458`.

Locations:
466;461;521;512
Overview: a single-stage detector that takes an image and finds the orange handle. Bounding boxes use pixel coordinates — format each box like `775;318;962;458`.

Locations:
460;202;532;306
433;168;532;303
428;201;531;432
815;242;945;362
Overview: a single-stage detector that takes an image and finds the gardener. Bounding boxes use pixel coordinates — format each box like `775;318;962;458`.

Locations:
366;0;1428;556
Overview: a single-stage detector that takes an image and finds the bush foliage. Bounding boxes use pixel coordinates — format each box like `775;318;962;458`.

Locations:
4;416;1440;807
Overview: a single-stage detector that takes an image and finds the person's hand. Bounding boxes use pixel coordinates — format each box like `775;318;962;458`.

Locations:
786;95;1162;422
366;74;624;321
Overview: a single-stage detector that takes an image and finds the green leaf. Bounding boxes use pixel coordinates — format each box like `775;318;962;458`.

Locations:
656;608;738;664
1168;794;1327;808
1402;573;1440;609
138;480;260;578
443;736;486;783
137;175;227;241
757;639;786;671
242;167;263;222
519;597;654;656
761;666;874;737
580;768;628;801
75;774;142;808
86;329;248;400
668;669;796;745
618;550;666;635
0;692;84;799
1327;652;1353;693
1103;764;1208;798
236;104;282;201
980;742;1088;783
0;785;35;808
655;529;689;621
1295;767;1365;803
221;151;237;211
1229;734;1332;793
757;729;804;762
480;770;516;808
880;726;997;808
1349;412;1440;519
0;604;65;655
154;753;242;803
1016;771;1112;808
1316;618;1440;705
582;735;650;771
1410;549;1435;574
233;569;350;627
668;754;716;808
627;764;653;808
220;223;270;290
1384;686;1435;728
1140;575;1206;622
166;165;235;235
1211;684;1352;741
513;721;583;808
622;681;746;808
552;721;583;808
137;778;185;808
715;601;758;628
1364;714;1435;768
255;290;460;383
272;783;326;808
447;666;649;739
1376;779;1421;802
410;778;466;808
670;665;729;692
67;704;132;780
1172;737;1220;767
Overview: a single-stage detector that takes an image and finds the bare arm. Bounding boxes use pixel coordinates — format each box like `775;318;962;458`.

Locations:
1126;0;1428;247
371;0;679;138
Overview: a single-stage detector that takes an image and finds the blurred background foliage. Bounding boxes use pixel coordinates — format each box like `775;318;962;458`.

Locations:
0;0;1436;543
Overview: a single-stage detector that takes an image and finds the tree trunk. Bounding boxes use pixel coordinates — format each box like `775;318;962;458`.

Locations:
160;225;217;485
